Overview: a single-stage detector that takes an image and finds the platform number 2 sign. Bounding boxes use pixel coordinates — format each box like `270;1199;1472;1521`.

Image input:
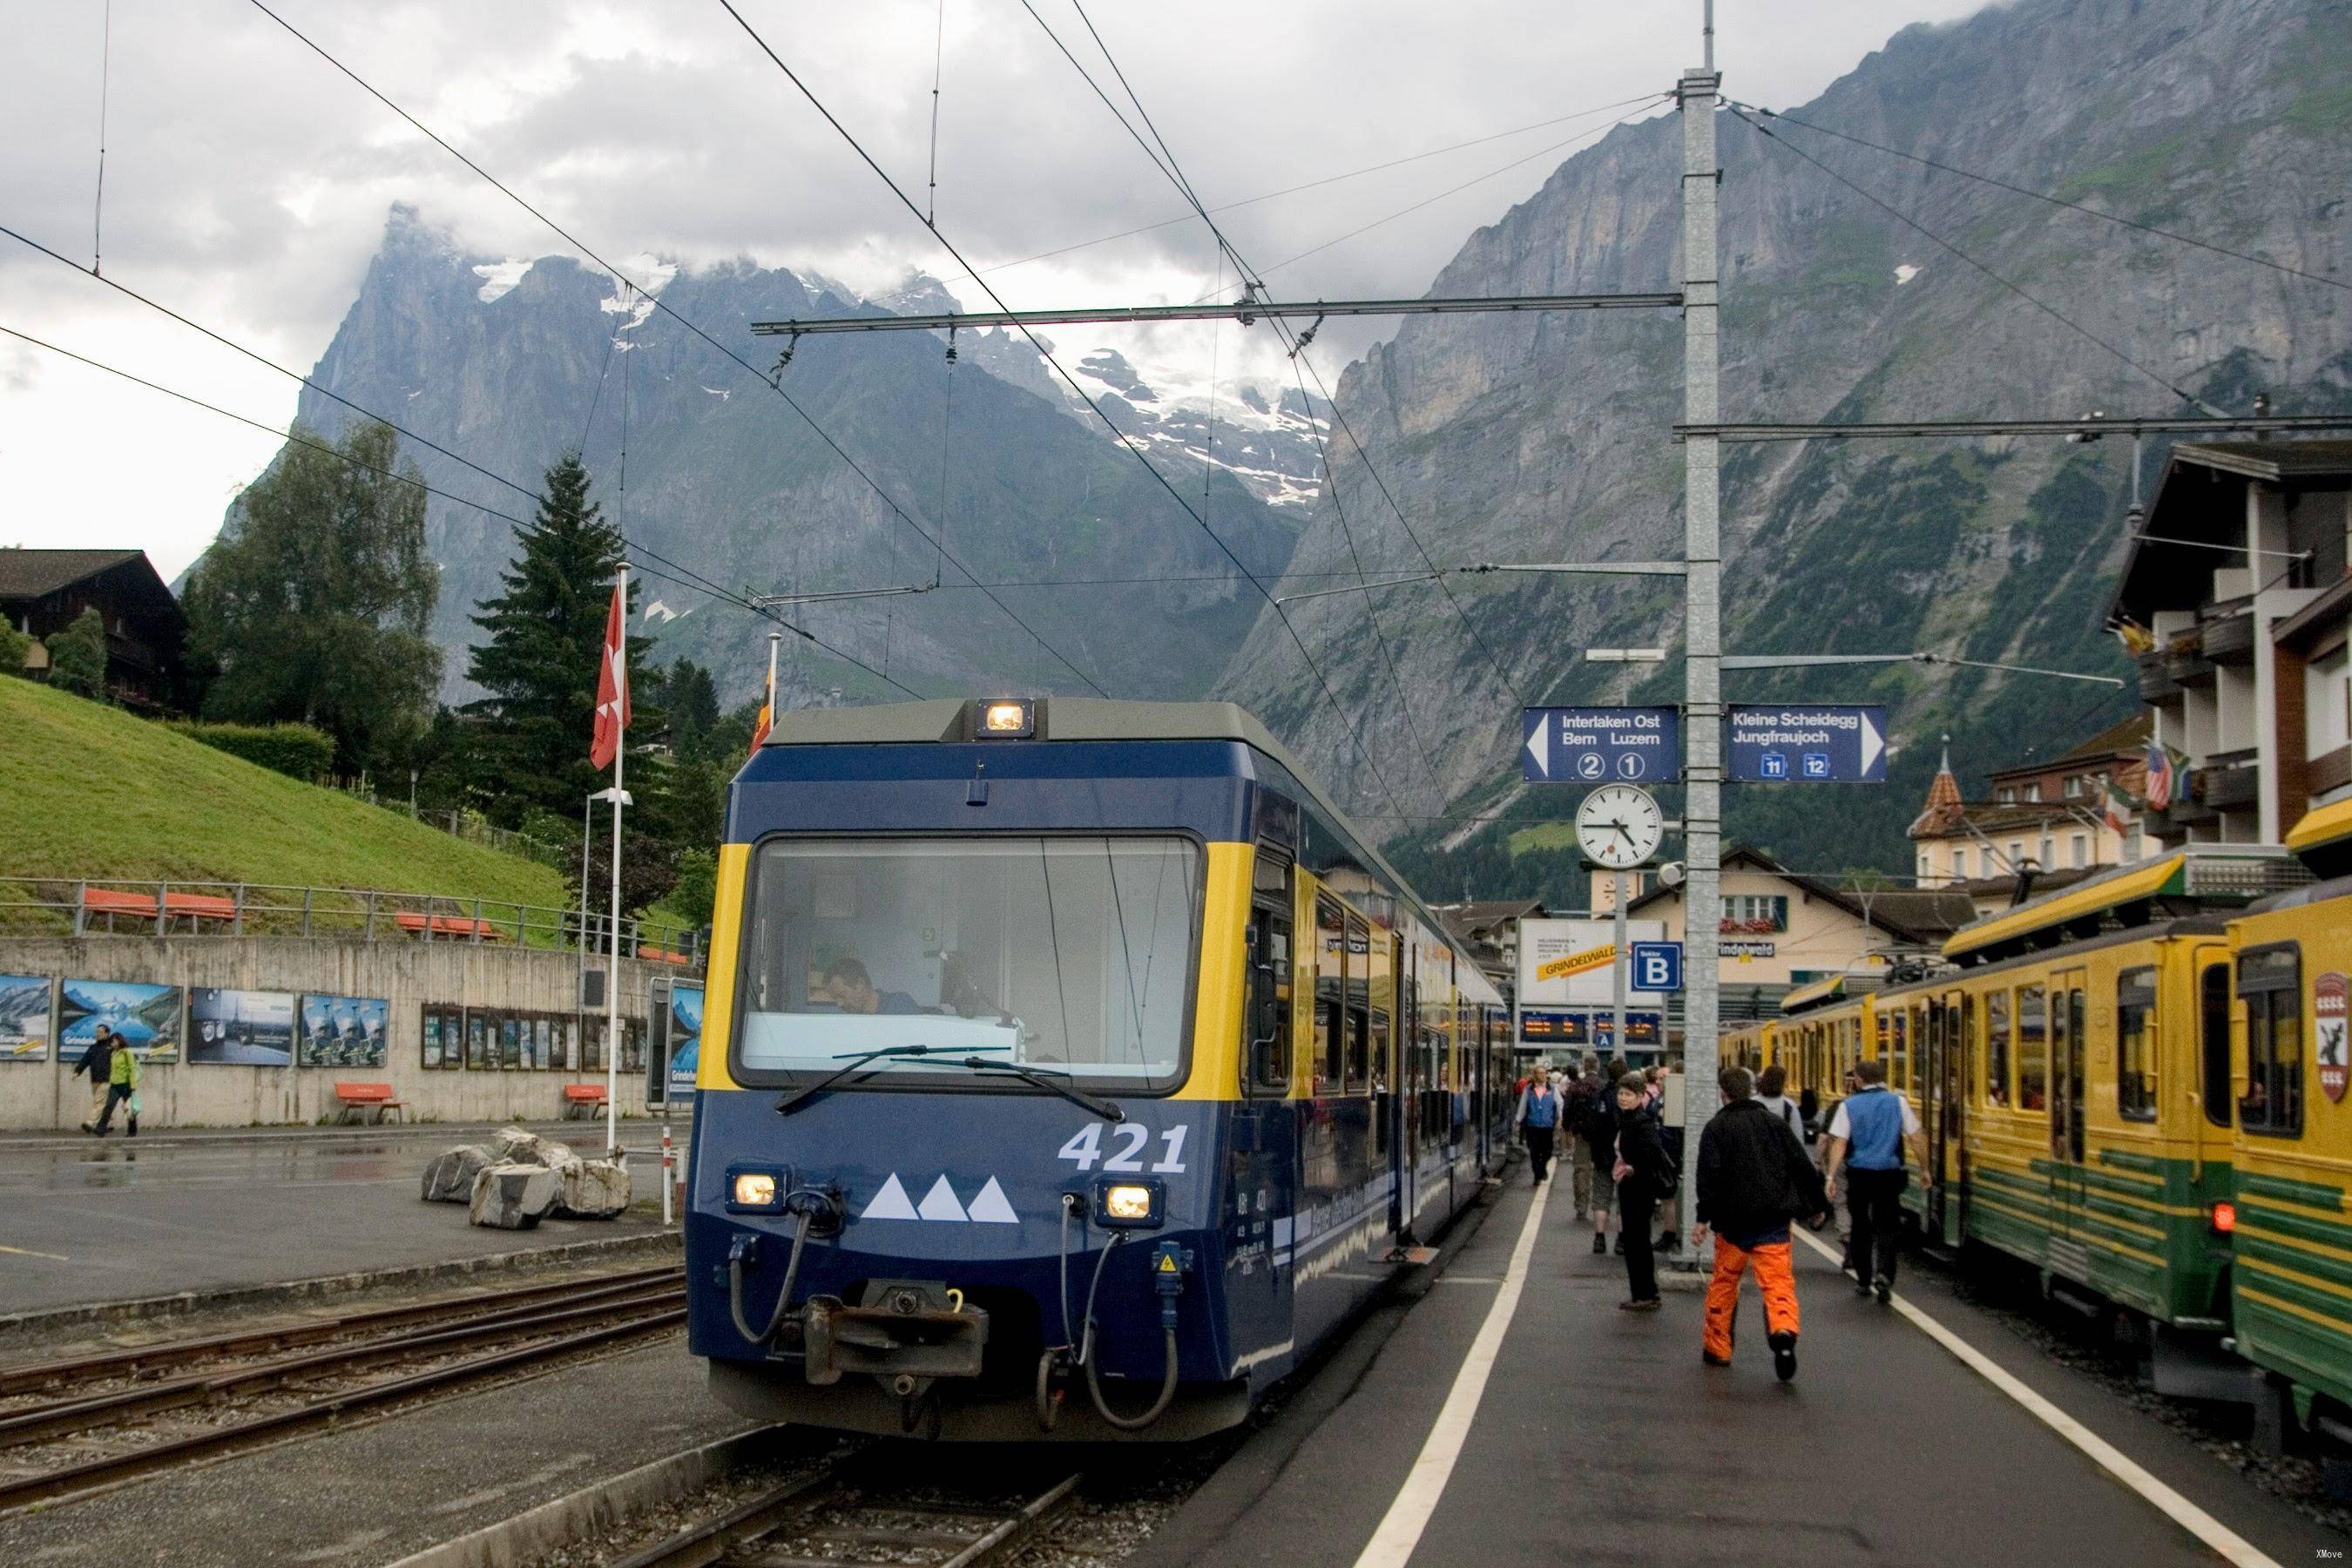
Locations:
1058;1122;1190;1173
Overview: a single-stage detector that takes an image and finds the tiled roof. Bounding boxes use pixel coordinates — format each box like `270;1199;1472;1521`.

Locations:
0;549;145;600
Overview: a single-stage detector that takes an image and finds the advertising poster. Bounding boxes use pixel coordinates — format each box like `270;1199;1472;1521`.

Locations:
189;988;296;1066
1516;918;1666;1008
60;979;182;1063
668;985;704;1101
297;994;389;1068
0;975;52;1062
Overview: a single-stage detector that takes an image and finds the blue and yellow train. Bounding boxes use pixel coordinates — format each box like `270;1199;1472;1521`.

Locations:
682;698;1514;1440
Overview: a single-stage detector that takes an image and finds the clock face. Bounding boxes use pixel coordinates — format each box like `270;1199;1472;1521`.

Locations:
1575;785;1664;869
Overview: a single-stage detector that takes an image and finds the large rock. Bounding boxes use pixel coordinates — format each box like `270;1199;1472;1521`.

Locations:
420;1144;496;1203
469;1162;562;1230
490;1126;584;1177
553;1157;631;1220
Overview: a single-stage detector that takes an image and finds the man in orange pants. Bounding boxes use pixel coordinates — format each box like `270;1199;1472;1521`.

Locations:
1693;1064;1829;1382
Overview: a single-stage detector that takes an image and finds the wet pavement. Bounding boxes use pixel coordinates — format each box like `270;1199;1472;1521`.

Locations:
0;1121;681;1315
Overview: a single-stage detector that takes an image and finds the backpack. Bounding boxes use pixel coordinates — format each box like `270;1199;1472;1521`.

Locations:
1576;1087;1617;1143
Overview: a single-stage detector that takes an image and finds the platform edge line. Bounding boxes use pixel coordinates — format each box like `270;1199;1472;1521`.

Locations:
1791;1230;2280;1568
1352;1181;1550;1568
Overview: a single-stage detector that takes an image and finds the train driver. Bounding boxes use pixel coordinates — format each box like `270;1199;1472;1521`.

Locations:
821;956;929;1017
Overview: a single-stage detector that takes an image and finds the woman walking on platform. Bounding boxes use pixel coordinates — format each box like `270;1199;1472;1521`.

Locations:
1612;1072;1669;1311
1514;1063;1566;1185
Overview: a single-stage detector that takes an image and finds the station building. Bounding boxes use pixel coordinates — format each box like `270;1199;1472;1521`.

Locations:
2111;440;2352;846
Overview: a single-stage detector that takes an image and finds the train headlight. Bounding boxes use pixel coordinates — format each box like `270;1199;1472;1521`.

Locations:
1094;1179;1164;1228
977;699;1034;737
731;1171;780;1209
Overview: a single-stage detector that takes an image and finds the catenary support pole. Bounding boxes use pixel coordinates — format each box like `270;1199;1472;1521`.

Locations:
606;561;627;1159
1677;48;1722;1268
1612;870;1629;1066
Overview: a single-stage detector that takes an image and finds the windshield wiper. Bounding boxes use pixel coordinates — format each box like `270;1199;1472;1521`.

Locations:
954;1057;1126;1123
774;1044;946;1116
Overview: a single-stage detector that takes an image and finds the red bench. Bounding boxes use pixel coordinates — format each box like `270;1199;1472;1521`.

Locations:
333;1082;405;1125
392;911;504;942
80;888;240;931
636;944;694;966
563;1084;610;1120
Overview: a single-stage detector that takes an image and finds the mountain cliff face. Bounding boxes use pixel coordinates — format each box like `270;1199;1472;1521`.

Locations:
263;211;1307;707
1219;0;2352;876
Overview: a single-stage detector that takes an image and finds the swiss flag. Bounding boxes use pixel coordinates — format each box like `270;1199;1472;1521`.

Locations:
590;577;629;769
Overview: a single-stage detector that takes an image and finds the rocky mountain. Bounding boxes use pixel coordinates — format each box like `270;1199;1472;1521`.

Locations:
1218;0;2352;880
252;211;1308;707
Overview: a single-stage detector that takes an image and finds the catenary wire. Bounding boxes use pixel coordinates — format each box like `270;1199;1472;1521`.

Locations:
1729;100;2349;294
1728;105;2223;414
714;0;1409;819
0;321;924;700
240;0;1105;699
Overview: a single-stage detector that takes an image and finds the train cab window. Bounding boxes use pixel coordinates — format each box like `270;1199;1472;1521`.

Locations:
733;835;1200;1092
1316;898;1344;1093
2116;968;2157;1122
2240;945;2304;1136
2200;963;2232;1128
2017;984;2048;1111
1984;989;2011;1107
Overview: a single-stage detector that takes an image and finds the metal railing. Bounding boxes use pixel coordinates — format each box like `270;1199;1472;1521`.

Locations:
0;877;707;970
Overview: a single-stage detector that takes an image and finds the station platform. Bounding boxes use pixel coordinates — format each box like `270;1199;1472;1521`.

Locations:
0;1118;687;1321
1143;1178;2333;1567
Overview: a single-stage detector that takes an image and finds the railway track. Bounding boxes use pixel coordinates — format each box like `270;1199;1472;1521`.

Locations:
613;1460;1088;1568
0;1262;686;1514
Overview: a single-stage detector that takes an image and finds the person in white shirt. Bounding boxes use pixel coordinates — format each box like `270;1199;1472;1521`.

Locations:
1754;1064;1804;1144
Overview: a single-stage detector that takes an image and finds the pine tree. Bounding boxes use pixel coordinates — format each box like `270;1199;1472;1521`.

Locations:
463;452;652;826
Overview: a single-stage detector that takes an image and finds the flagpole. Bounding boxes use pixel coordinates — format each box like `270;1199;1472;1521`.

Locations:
767;630;781;721
606;560;626;1159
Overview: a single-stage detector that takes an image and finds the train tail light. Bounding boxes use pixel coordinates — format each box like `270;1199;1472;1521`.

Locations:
2210;1200;2237;1235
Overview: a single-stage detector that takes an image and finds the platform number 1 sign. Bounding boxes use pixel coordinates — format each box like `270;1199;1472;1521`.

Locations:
2318;972;2349;1105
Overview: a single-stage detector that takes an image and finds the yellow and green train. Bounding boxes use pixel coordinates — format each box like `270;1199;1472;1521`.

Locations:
1727;838;2352;1443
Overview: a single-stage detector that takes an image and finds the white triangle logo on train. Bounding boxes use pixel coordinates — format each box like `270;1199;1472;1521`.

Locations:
860;1173;920;1220
917;1175;970;1221
967;1177;1018;1224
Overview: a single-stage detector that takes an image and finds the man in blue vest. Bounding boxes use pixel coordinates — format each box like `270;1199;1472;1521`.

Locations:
1821;1058;1927;1304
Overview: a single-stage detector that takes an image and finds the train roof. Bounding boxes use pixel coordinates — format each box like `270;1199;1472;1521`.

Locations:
1942;847;2313;965
754;699;1501;1004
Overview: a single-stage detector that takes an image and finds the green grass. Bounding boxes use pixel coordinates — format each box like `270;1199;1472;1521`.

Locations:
1506;822;1580;855
0;678;568;910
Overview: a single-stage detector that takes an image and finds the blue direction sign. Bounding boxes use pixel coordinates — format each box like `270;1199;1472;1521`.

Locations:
1727;705;1889;783
1630;941;1684;992
1522;706;1681;784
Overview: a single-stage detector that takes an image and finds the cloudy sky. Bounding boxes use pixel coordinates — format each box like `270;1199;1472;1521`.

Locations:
1;0;1992;578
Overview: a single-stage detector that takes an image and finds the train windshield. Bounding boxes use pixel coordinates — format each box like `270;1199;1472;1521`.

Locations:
734;836;1200;1092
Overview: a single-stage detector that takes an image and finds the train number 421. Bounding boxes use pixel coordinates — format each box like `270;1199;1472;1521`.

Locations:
1058;1122;1188;1173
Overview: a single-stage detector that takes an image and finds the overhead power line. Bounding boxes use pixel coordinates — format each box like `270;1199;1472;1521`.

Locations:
1730;101;2350;294
754;293;1680;335
240;0;1104;700
714;0;1412;821
1728;105;2226;416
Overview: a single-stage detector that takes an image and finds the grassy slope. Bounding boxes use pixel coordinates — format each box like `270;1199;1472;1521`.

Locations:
0;678;567;906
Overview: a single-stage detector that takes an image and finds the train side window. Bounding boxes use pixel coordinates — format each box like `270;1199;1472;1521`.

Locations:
1890;1011;1908;1095
2240;944;2303;1136
2017;984;2048;1111
2200;963;2232;1128
2116;967;2157;1122
1315;898;1344;1094
1247;853;1294;1095
1344;915;1373;1093
1984;989;2010;1107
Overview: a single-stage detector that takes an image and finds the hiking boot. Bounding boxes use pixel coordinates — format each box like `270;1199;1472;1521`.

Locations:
1613;1234;1626;1255
78;1122;96;1135
1855;1279;1874;1298
1592;1233;1607;1254
1702;1350;1733;1368
1619;1297;1662;1313
1875;1277;1894;1306
1769;1331;1798;1382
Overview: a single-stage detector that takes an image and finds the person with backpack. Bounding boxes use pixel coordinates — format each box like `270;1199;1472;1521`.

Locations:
1578;1059;1620;1254
1612;1071;1670;1311
1754;1064;1804;1143
1558;1065;1600;1219
1823;1058;1927;1303
91;1039;141;1138
1693;1065;1829;1381
1513;1063;1567;1185
74;1024;118;1135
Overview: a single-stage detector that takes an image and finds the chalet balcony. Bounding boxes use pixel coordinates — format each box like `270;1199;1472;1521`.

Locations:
2137;652;2181;701
2201;600;2255;666
2196;747;2261;811
2163;631;2216;686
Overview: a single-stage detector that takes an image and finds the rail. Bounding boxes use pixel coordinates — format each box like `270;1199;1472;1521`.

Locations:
0;876;707;970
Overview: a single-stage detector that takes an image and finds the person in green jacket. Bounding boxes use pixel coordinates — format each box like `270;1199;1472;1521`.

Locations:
92;1041;141;1138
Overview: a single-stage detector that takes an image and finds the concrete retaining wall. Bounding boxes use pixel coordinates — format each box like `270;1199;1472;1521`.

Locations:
0;936;698;1131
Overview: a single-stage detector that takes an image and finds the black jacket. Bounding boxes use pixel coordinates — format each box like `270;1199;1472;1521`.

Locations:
1696;1098;1829;1237
74;1036;114;1082
1614;1105;1673;1202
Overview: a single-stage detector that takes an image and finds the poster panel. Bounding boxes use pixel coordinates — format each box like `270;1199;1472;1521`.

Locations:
667;984;704;1100
0;975;52;1062
60;979;182;1063
297;994;389;1068
1515;918;1666;1007
189;988;295;1066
